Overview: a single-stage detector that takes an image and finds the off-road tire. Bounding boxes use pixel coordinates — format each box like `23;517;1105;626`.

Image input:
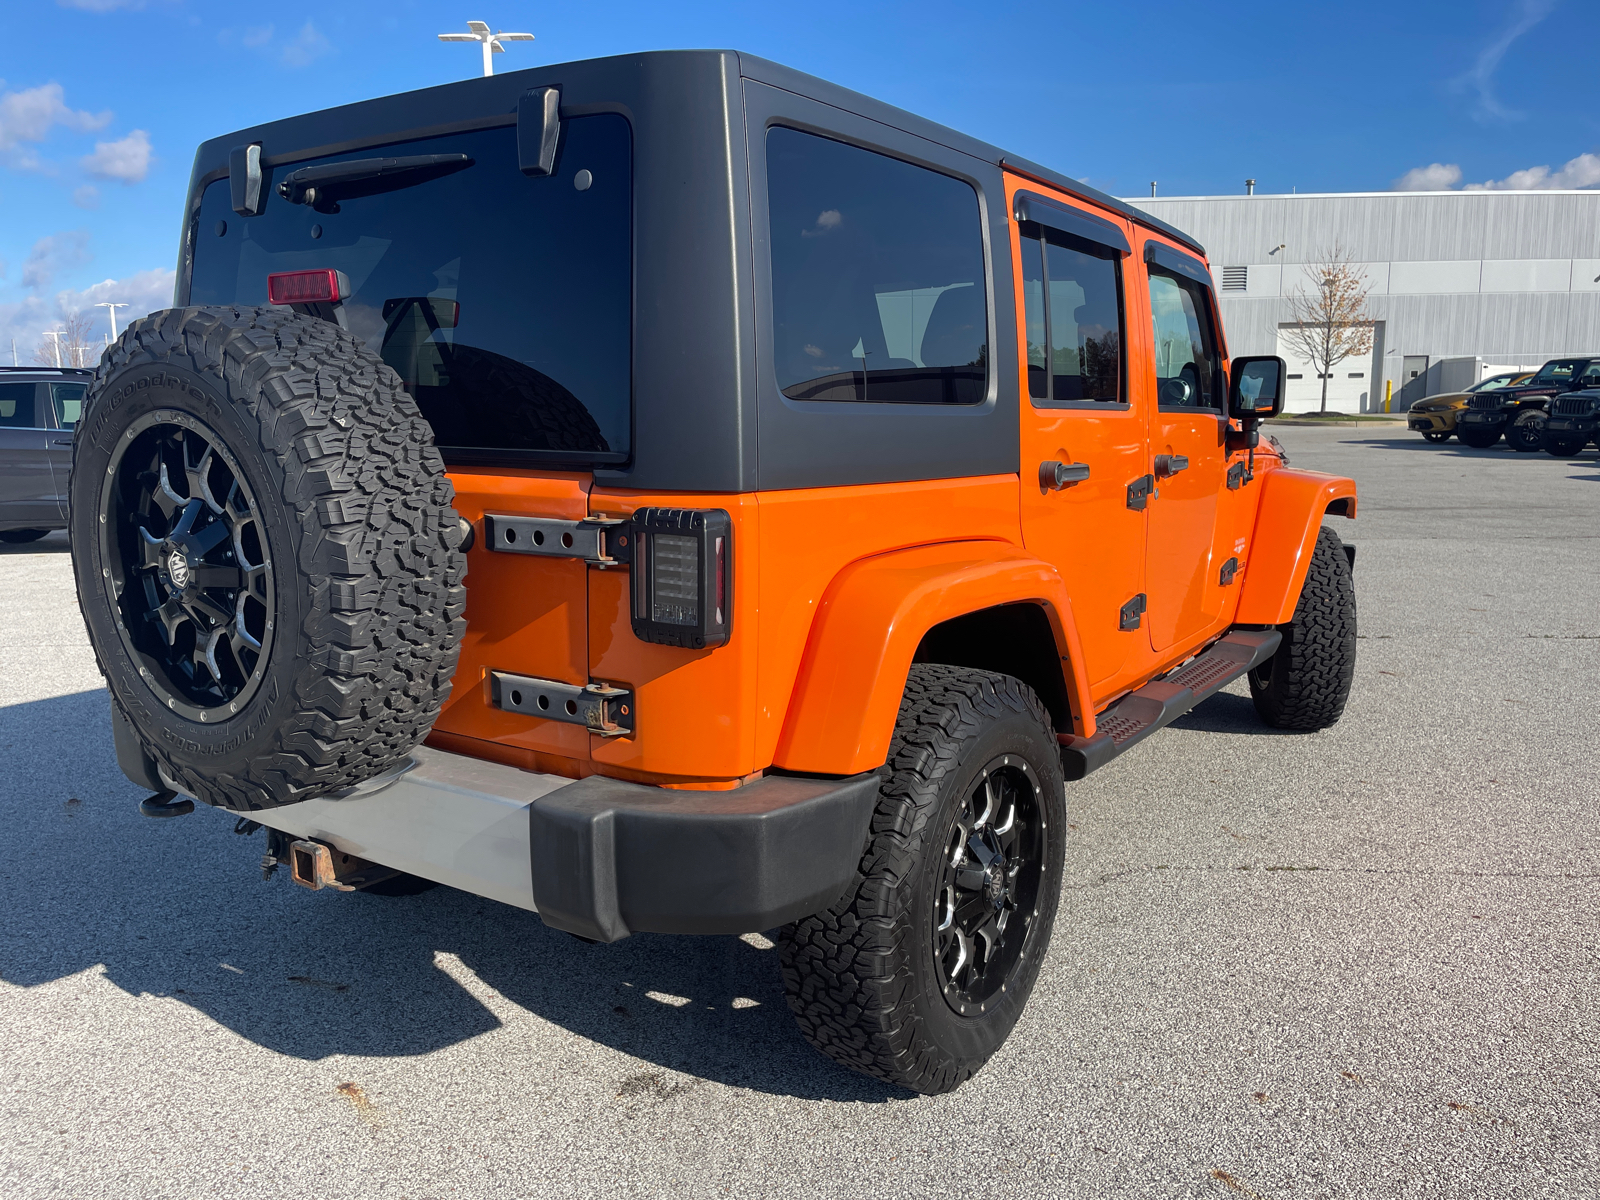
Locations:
70;306;466;810
778;665;1066;1095
1249;525;1356;731
1507;409;1546;452
1543;436;1586;458
0;529;50;543
1422;431;1450;443
1458;427;1501;449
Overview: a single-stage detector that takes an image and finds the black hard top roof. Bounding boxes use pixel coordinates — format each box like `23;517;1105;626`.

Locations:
193;49;1204;258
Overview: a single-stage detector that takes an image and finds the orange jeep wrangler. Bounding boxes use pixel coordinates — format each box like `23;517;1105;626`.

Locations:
70;51;1357;1094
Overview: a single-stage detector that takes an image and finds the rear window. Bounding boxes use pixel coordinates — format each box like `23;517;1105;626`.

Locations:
52;382;86;428
0;383;37;427
766;127;988;405
189;115;632;466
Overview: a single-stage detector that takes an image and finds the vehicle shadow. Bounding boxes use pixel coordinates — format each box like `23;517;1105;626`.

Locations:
1168;689;1306;736
1338;437;1600;462
0;688;901;1102
0;530;70;554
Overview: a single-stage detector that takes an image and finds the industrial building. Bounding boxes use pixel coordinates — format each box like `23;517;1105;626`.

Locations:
1126;189;1600;412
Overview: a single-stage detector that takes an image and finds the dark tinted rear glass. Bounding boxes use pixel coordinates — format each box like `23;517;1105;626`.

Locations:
0;383;37;427
190;116;632;466
767;127;987;405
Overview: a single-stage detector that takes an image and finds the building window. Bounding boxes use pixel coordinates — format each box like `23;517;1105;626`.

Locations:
1221;265;1247;293
1287;373;1303;380
1348;372;1364;378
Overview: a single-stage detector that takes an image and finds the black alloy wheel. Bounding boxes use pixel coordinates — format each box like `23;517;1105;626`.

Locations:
103;412;275;722
1422;431;1450;443
1507;409;1547;452
932;756;1045;1017
1544;436;1587;458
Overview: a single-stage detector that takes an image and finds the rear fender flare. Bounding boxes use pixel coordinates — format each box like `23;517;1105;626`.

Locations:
772;541;1094;776
1235;468;1357;626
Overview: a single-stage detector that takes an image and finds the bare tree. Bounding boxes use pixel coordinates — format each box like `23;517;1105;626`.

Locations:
33;311;100;369
1280;247;1375;414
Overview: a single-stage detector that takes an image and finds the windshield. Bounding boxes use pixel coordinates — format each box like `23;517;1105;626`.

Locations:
1535;360;1582;382
1467;374;1516;392
189;116;632;466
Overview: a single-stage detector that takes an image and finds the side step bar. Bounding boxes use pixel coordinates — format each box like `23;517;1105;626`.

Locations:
1059;629;1282;780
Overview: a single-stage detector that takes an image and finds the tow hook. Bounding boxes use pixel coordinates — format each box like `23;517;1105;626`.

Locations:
138;789;195;818
285;837;402;892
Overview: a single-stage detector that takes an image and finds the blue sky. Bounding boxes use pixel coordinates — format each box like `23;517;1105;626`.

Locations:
3;0;1597;361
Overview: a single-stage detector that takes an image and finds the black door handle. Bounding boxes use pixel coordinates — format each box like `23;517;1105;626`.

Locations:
1154;454;1189;478
1039;460;1091;491
51;438;73;447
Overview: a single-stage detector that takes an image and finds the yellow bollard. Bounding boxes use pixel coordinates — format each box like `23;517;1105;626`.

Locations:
1383;379;1392;413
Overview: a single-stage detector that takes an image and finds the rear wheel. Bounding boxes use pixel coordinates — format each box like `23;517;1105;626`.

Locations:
1507;409;1546;452
1544;436;1586;458
1458;427;1501;449
1422;431;1450;443
0;529;50;544
779;665;1066;1095
1250;525;1356;731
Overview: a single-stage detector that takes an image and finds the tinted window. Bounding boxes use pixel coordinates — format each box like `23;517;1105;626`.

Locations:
1536;360;1580;381
767;127;987;405
0;383;38;427
51;383;86;428
190;116;632;465
1020;233;1123;404
1148;270;1219;409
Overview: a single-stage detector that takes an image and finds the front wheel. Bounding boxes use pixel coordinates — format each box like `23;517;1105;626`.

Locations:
1544;436;1586;458
1250;525;1357;731
779;665;1066;1095
1458;427;1501;449
1507;409;1546;452
1422;431;1450;444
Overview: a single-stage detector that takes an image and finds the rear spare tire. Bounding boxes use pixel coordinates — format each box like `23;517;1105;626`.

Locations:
70;306;466;811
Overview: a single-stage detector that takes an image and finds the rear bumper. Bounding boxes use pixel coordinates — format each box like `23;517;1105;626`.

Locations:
115;710;882;942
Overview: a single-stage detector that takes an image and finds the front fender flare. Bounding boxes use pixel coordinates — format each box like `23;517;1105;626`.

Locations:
1236;468;1357;626
772;541;1094;776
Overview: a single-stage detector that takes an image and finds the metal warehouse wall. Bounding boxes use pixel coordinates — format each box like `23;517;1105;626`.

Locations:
1126;190;1600;409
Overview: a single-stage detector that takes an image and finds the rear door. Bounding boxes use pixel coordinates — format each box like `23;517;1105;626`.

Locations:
1010;183;1149;695
1140;238;1232;656
45;379;85;520
0;381;59;530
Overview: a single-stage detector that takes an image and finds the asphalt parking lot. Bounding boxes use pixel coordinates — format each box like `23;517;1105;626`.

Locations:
2;422;1595;1199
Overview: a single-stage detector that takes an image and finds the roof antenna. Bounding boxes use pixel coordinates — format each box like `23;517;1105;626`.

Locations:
438;20;534;77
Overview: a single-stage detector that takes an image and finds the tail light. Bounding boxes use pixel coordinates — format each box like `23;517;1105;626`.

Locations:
628;508;732;649
267;269;350;306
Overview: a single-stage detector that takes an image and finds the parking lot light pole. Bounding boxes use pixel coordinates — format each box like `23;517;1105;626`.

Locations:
437;21;534;77
95;302;129;343
44;331;65;368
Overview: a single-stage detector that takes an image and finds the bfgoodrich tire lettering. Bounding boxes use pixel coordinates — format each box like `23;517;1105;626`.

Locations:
70;306;466;810
778;665;1066;1095
1249;524;1357;731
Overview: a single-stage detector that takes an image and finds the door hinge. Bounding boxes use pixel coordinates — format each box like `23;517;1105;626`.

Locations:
1118;593;1146;631
490;672;635;737
1226;462;1249;490
483;513;633;567
1125;475;1155;511
1218;556;1239;586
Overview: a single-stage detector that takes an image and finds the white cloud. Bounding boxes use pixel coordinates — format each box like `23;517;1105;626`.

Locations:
1464;153;1600;191
1452;0;1556;122
81;129;152;184
1394;153;1600;193
0;84;112;166
0;265;175;365
241;25;274;49
73;184;100;209
22;230;92;291
280;22;332;68
57;0;148;10
1392;163;1463;191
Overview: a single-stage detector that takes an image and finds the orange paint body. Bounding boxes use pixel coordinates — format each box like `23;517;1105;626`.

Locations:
429;171;1356;786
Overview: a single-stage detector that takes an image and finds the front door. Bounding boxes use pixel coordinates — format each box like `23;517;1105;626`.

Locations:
1011;186;1148;695
0;382;59;531
1142;241;1231;657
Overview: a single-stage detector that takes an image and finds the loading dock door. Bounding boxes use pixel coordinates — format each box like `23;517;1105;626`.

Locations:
1274;325;1376;413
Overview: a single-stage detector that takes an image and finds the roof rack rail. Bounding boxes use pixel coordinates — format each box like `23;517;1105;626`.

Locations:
0;365;93;373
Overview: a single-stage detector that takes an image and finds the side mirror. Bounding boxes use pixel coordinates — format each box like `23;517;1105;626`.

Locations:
1229;356;1285;420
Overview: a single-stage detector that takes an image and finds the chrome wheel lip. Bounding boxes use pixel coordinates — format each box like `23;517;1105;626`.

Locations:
99;408;278;724
932;753;1047;1018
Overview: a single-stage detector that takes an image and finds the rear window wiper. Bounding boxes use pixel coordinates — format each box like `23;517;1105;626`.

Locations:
276;153;474;213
